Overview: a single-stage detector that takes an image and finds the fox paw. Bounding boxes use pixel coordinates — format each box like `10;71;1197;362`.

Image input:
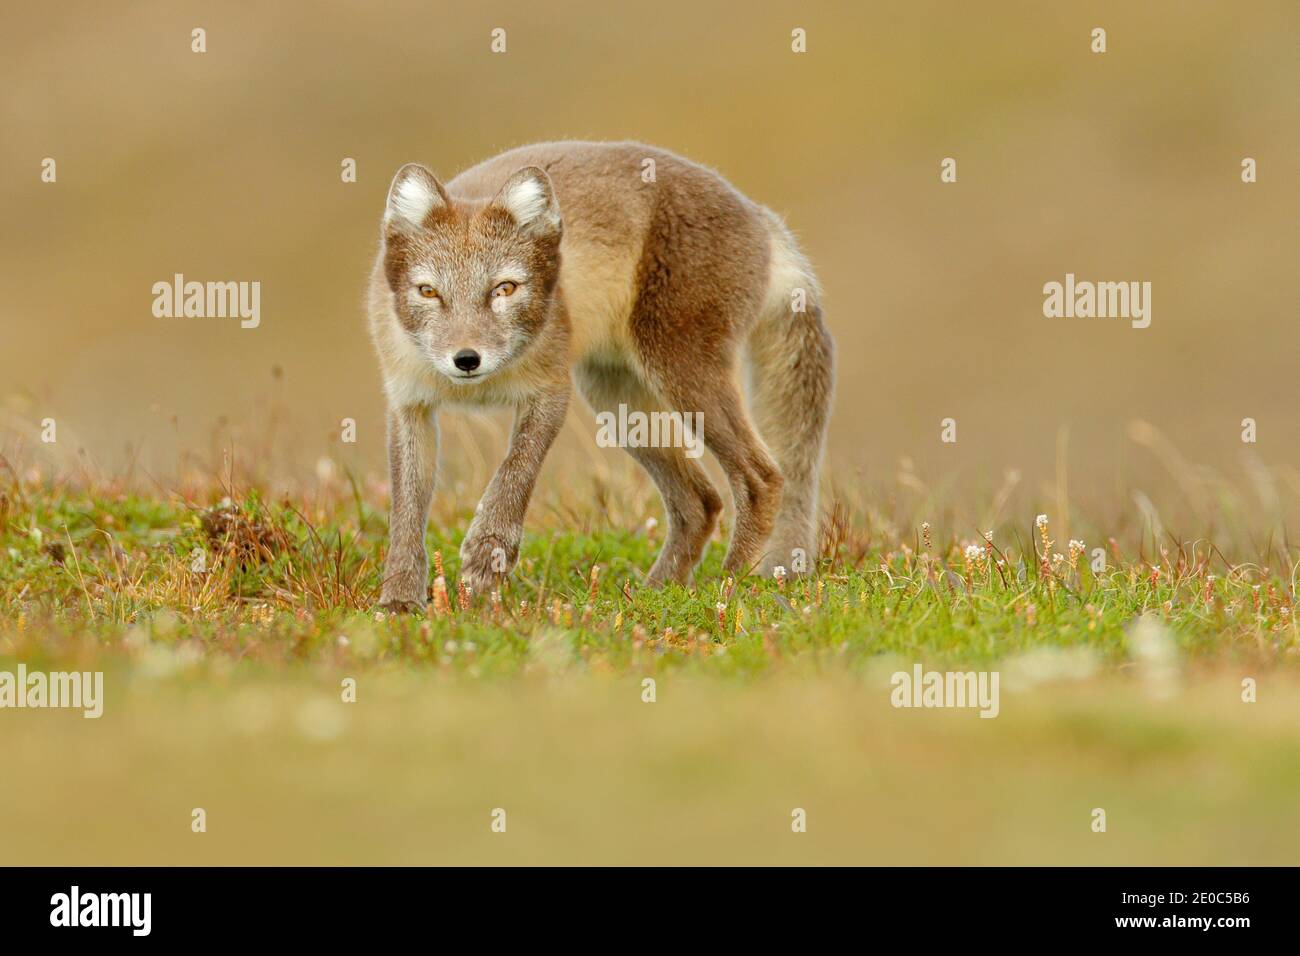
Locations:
459;532;517;596
376;596;426;615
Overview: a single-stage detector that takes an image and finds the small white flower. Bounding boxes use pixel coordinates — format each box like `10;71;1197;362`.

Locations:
964;544;986;561
1035;514;1049;528
773;565;788;580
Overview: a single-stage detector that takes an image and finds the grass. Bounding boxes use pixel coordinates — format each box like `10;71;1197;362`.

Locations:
1;462;1296;677
2;449;1299;864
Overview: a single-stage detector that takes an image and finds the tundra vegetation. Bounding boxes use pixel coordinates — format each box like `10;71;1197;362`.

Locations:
3;458;1294;673
1;441;1298;865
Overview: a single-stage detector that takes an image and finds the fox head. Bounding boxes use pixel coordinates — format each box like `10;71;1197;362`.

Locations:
380;162;563;384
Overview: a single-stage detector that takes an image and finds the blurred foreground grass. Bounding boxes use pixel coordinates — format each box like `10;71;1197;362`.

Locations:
3;671;1298;865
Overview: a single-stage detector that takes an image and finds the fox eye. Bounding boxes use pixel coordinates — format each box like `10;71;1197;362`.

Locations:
416;284;439;299
491;281;518;298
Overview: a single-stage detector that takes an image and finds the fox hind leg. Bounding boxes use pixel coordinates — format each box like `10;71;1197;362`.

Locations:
641;361;784;576
576;361;723;586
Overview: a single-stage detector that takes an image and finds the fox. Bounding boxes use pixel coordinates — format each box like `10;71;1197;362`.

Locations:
369;141;834;611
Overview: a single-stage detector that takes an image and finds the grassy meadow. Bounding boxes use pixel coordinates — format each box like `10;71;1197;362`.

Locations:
2;440;1298;865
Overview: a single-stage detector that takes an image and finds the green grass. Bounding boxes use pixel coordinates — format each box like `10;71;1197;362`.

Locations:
4;472;1299;864
2;477;1295;677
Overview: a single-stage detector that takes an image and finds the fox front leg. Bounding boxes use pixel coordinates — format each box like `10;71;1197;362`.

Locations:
378;403;438;612
459;386;569;596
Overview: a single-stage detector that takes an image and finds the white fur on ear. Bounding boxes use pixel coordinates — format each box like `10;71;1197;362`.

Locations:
385;164;444;232
496;168;561;234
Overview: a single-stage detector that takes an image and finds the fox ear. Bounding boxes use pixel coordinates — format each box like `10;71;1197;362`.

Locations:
490;166;561;238
384;163;447;234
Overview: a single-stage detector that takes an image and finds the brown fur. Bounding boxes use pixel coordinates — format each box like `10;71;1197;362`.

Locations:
370;141;833;608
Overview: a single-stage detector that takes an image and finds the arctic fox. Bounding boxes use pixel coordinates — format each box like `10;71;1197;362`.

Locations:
369;141;833;610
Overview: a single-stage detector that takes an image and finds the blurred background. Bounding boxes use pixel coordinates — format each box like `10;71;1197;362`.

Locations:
2;0;1298;529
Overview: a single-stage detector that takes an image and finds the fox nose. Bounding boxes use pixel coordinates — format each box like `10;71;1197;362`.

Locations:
453;349;481;372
